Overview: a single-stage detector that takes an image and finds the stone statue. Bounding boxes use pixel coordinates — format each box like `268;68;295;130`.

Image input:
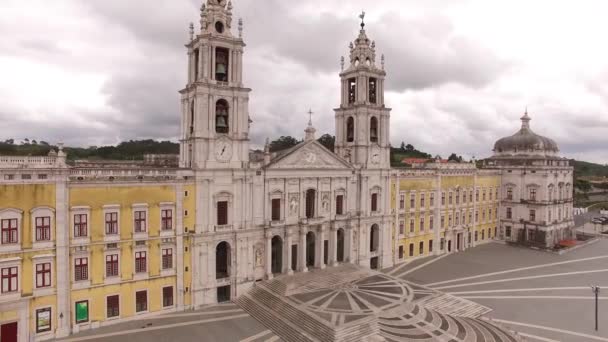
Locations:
255;247;263;267
289;194;299;216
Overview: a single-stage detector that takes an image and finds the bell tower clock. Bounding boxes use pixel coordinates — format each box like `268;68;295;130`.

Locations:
334;15;391;169
179;0;251;169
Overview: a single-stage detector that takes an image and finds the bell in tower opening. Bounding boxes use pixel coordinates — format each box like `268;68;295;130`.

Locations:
346;117;355;142
215;47;229;82
370;117;378;142
369;78;377;104
215;99;229;133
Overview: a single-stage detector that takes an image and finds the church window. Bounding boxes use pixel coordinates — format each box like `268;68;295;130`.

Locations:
336;195;344;215
346;117;354;142
193;48;199;80
217;201;228;226
369;78;377;104
348;78;356;104
306;189;316;219
190;100;195;134
271;199;281;221
371;193;378;212
370;117;378;143
215;47;229;82
215;99;229;134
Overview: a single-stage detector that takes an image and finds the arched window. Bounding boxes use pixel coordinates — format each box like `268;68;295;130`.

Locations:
370;117;378;143
346;117;354;142
215;47;229;82
370;224;379;252
215;99;229;134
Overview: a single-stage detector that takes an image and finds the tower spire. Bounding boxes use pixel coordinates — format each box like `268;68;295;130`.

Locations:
305;109;316;142
521;109;531;130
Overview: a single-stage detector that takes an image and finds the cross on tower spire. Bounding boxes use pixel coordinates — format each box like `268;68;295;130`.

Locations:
359;11;366;29
307;108;314;126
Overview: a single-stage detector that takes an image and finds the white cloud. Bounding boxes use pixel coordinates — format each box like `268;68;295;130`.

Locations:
0;0;607;163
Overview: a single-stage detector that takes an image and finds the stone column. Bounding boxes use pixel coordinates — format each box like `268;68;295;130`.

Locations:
299;228;308;273
345;224;353;263
285;230;293;275
265;230;273;279
316;226;326;269
330;225;338;267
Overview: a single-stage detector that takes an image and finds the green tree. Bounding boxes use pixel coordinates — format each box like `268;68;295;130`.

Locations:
269;136;300;152
317;134;335;152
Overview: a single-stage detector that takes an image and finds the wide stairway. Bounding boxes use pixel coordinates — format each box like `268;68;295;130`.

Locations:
237;265;523;342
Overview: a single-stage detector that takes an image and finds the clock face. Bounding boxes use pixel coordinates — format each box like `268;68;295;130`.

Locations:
371;148;381;164
215;138;232;162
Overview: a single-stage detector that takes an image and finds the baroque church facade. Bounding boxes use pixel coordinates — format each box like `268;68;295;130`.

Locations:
0;1;574;340
180;0;393;305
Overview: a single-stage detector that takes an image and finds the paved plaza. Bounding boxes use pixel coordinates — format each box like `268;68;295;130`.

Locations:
385;240;608;342
56;240;608;342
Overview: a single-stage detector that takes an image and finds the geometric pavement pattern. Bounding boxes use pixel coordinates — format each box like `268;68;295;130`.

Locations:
237;264;522;342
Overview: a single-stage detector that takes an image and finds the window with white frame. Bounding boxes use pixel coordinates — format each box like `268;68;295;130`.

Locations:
74;214;88;238
399;221;405;235
162;248;173;269
107;295;120;318
1;266;18;293
136;290;147;312
420;193;425;208
74;257;88;281
105;212;119;235
409;218;415;233
430;193;435;206
135;251;147;273
106;254;119;277
410;193;415;208
399;194;405;210
35;263;51;288
420;217;425;232
1;218;18;244
429;216;434;230
134;211;147;233
161;209;173;230
35;217;51;241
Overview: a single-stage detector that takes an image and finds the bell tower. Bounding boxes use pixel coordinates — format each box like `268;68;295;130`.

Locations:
334;14;391;169
179;0;251;169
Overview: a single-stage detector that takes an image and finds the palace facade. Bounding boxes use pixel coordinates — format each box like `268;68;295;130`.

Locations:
0;1;574;341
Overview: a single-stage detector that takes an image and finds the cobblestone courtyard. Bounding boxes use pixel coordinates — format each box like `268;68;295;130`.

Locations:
57;240;608;342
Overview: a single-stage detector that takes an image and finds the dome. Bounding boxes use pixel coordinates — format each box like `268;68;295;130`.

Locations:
493;112;559;156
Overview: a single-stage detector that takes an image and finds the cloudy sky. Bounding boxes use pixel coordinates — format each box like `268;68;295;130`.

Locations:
1;0;607;162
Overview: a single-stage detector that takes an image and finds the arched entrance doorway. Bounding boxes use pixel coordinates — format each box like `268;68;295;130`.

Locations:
306;231;315;267
370;224;379;252
370;224;380;270
337;228;345;262
216;241;231;303
271;236;283;274
216;241;230;279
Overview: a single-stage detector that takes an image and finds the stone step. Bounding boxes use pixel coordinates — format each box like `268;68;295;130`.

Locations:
237;293;316;342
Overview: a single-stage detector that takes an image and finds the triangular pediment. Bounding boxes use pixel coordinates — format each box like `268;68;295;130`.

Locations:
266;141;353;170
